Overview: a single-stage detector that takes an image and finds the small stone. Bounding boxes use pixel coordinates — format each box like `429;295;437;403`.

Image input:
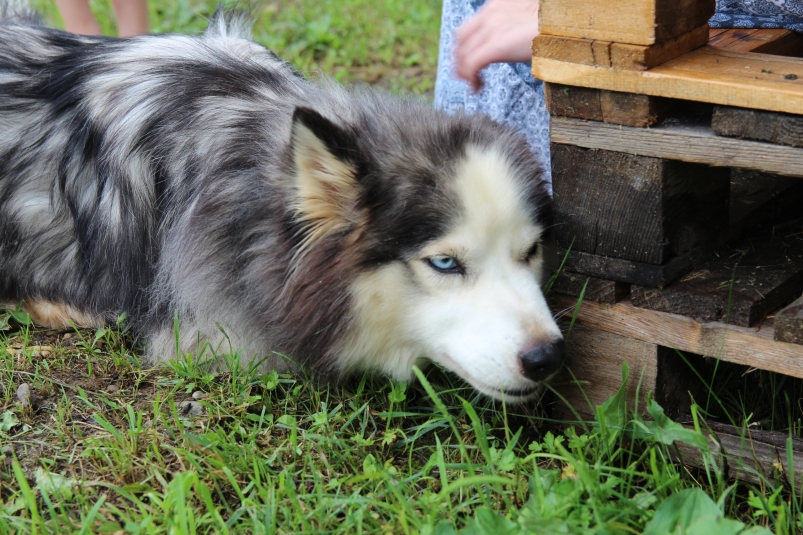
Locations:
62;333;73;340
105;385;119;393
192;391;204;400
143;419;153;429
2;445;14;456
40;351;51;357
178;400;204;417
16;383;31;407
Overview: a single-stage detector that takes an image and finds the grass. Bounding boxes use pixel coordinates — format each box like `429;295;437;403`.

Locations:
1;317;799;534
30;0;442;95
4;0;803;533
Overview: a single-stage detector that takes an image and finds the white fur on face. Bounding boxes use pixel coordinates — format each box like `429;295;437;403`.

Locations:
342;146;561;402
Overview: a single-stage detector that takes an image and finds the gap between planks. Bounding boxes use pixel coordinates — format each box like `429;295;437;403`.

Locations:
551;294;803;379
550;116;803;177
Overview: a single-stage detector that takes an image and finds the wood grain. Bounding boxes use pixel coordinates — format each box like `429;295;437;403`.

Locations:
545;84;668;127
551;144;729;265
675;421;803;486
549;116;803;177
631;218;803;327
555;325;658;419
712;106;803;148
532;46;803;115
775;295;803;345
533;25;710;71
551;294;803;378
551;271;630;303
709;28;803;56
554;325;706;420
538;0;714;45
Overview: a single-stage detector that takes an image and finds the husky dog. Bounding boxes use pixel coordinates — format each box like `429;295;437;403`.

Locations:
0;6;563;401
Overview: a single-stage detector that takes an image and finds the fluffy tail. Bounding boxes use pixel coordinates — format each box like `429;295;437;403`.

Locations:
204;5;253;40
0;0;43;25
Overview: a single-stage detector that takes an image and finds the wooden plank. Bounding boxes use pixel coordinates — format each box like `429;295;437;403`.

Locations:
775;296;803;345
544;84;668;127
532;46;803;115
549;116;803;177
538;0;714;46
631;218;803;327
551;294;803;379
712;106;803;148
709;28;803;56
557;244;716;288
552;144;729;265
676;421;803;486
554;325;707;420
533;25;710;71
551;271;630;303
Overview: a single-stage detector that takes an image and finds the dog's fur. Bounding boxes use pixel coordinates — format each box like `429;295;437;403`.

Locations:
0;6;563;401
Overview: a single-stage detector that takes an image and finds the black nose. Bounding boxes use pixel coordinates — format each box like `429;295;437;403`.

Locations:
520;339;564;382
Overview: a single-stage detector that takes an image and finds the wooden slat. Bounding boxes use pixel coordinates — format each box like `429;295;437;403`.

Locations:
533;25;710;71
532;46;803;115
551;295;803;378
775;296;803;345
676;421;803;485
712;106;803;148
709;28;803;56
545;84;668;127
539;0;715;46
631;217;803;327
551;271;630;303
550;116;803;177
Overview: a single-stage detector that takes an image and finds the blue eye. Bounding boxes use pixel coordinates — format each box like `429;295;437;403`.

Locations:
427;256;462;274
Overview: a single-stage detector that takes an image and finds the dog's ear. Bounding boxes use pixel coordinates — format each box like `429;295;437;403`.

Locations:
291;107;365;254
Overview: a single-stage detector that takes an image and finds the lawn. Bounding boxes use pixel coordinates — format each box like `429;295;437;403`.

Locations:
2;1;803;533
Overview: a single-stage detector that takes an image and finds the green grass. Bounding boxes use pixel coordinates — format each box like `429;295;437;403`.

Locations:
4;1;803;533
30;0;442;95
1;317;799;534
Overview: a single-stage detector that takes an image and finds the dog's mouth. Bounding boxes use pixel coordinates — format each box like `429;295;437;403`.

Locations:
501;385;541;398
433;352;544;402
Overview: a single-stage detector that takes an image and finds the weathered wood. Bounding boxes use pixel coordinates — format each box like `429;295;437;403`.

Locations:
675;420;803;486
532;46;803;115
533;25;710;71
775;296;803;345
550;294;803;379
709;28;803;56
631;217;803;327
550;271;630;303
728;173;803;242
712;106;803;148
552;144;729;265
557;245;715;288
549;116;803;177
544;84;669;127
538;0;715;46
554;325;706;420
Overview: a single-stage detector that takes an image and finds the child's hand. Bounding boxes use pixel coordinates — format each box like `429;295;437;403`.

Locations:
454;0;540;91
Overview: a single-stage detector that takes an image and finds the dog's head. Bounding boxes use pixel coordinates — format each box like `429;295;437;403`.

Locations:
287;101;562;402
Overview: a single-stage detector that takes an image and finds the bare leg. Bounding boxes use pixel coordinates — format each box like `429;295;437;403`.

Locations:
111;0;149;37
54;0;102;35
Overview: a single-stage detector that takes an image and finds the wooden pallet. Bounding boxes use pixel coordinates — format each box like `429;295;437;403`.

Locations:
536;1;803;479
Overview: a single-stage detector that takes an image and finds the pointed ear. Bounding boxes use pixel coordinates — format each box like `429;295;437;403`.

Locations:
291;107;364;254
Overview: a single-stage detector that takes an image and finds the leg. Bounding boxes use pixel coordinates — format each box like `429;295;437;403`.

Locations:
111;0;149;37
54;0;101;35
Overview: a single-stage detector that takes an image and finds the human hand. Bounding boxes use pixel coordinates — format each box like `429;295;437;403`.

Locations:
454;0;540;91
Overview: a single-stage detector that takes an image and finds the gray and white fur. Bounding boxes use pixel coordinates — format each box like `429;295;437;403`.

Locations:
0;6;563;401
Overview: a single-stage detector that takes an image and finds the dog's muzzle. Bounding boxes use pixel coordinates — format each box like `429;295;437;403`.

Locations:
519;339;564;382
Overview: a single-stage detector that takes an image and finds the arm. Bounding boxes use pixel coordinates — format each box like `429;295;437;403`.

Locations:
454;0;540;91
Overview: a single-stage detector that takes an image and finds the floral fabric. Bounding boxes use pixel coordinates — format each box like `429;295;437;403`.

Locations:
434;0;803;188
